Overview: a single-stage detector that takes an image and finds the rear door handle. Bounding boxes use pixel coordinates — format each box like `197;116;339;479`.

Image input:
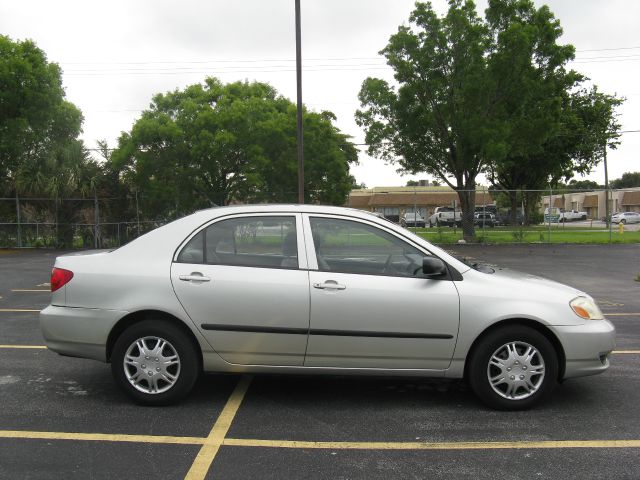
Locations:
313;281;346;290
179;273;211;282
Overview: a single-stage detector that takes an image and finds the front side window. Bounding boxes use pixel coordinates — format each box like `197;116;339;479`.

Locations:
310;217;430;277
177;216;298;269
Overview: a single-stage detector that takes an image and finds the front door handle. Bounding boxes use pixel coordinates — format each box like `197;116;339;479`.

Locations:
179;273;211;282
313;281;346;290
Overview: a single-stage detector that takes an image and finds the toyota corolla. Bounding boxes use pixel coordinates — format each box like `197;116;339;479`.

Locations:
40;205;615;410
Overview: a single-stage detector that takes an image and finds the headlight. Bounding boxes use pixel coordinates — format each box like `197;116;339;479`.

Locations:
570;297;604;320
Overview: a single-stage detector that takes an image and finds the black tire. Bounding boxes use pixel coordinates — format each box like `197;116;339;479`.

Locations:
111;319;199;405
468;325;558;410
621;219;626;225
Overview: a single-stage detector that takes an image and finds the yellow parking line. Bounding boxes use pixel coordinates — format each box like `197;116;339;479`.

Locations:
0;429;639;451
11;289;49;292
0;345;47;349
223;438;640;450
0;430;204;445
0;309;40;313
185;375;253;480
605;313;640;316
612;350;640;354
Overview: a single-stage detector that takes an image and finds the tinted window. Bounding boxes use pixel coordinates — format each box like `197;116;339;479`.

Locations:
177;216;298;269
310;217;429;277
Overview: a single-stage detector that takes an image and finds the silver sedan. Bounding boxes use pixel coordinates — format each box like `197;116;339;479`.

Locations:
40;205;615;410
611;212;640;224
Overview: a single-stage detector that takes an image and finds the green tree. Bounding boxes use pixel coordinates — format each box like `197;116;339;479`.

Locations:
610;172;640;189
489;86;622;223
356;1;492;239
15;140;103;246
356;0;621;237
563;179;602;191
0;35;83;191
110;78;357;219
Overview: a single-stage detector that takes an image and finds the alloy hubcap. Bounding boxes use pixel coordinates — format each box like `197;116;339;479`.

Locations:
487;341;545;400
123;336;181;394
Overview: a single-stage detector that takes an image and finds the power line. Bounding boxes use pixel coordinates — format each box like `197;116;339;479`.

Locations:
63;66;392;77
85;129;640;152
58;45;640;66
573;54;640;61
350;129;640;147
63;62;387;72
59;56;385;66
576;45;640;53
54;46;640;77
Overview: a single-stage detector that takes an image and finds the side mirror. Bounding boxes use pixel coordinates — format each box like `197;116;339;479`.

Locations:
422;257;447;277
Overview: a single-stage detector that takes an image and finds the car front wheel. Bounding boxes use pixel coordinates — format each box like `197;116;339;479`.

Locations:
468;326;558;410
111;320;199;405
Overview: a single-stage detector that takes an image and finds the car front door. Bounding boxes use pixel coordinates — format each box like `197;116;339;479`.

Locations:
303;214;460;370
171;213;309;366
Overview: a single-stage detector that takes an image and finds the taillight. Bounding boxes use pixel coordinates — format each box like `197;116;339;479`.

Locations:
51;268;74;292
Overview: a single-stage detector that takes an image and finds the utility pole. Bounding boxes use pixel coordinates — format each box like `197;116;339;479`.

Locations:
135;190;141;237
15;192;22;248
295;0;304;204
604;146;612;243
94;189;100;249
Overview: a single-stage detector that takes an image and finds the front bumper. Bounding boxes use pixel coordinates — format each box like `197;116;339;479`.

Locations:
551;319;616;379
40;305;128;362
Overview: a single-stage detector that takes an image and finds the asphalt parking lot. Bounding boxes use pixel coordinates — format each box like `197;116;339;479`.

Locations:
1;245;639;479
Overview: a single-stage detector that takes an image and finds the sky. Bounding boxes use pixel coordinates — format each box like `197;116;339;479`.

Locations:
1;0;638;188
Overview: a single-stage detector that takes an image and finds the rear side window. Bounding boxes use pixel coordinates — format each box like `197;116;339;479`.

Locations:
177;216;298;269
176;231;204;263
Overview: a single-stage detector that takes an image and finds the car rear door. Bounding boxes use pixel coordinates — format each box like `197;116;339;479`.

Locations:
171;213;310;366
303;214;460;370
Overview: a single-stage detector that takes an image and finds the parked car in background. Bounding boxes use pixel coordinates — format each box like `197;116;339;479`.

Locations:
428;207;462;227
499;211;525;226
41;204;615;410
372;211;406;227
544;208;588;223
405;212;426;228
473;212;496;228
611;212;640;224
559;209;588;222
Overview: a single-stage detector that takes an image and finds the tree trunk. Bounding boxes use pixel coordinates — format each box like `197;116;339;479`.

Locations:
509;190;518;226
456;187;476;241
523;191;541;225
56;200;76;248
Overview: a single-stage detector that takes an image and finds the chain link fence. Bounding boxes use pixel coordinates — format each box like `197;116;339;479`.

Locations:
1;187;638;248
0;195;164;249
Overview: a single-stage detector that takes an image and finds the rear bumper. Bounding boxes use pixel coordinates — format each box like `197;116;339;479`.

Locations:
40;305;127;362
551;319;616;379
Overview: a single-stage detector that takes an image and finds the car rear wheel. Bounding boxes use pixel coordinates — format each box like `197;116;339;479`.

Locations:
468;326;558;410
111;320;199;405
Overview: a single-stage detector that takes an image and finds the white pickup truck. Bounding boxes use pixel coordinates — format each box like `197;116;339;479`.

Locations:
428;207;462;227
544;208;588;222
560;209;588;222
